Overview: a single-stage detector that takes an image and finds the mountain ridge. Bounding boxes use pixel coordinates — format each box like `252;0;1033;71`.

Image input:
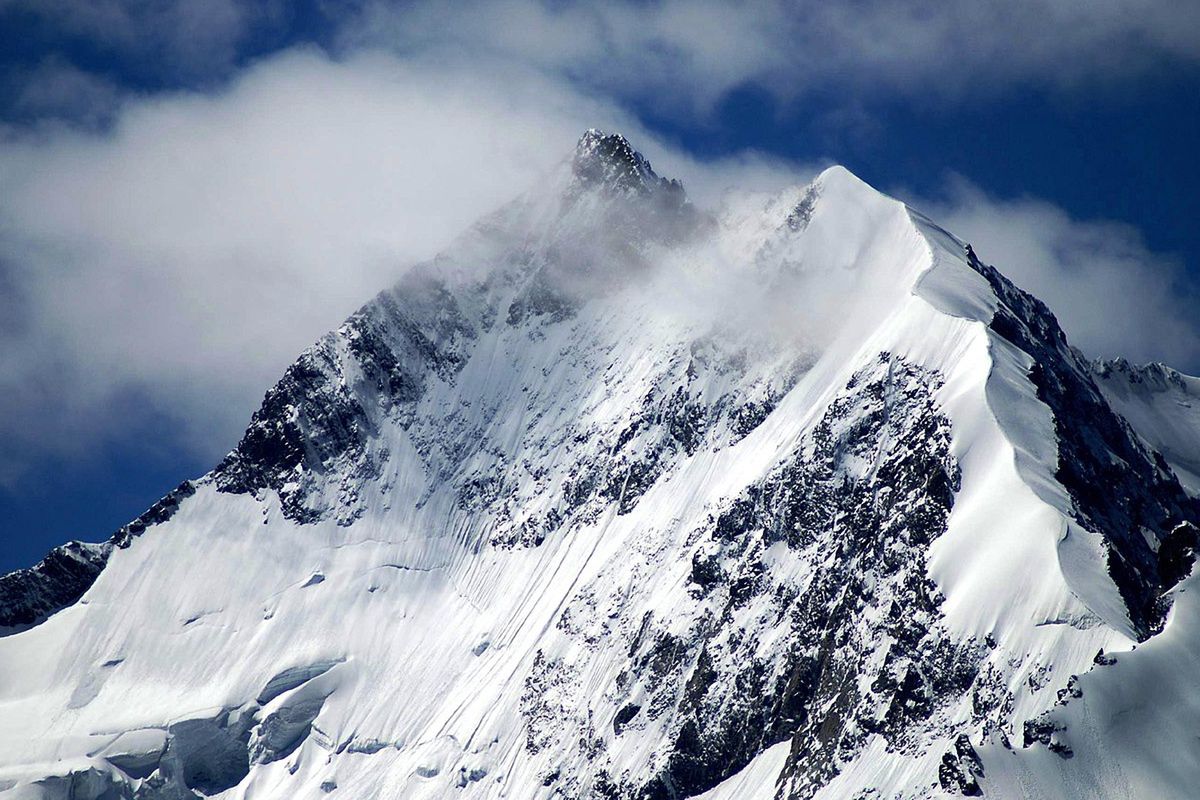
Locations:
2;131;1199;800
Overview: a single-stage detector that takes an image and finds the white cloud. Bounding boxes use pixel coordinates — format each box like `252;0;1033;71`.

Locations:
9;57;122;126
913;178;1200;369
341;0;1200;106
7;0;1200;127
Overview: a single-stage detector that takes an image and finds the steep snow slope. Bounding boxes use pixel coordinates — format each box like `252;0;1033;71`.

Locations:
968;566;1200;799
1;132;1196;800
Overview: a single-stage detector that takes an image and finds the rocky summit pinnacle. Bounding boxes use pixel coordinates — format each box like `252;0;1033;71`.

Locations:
571;128;684;199
2;132;1200;800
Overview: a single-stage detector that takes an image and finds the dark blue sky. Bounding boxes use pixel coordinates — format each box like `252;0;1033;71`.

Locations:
689;81;1200;270
2;0;1198;572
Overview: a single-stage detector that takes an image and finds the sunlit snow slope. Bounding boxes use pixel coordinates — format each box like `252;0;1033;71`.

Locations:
2;131;1198;800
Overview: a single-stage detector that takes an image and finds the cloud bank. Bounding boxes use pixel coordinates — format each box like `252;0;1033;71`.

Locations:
10;0;1199;113
337;0;1200;105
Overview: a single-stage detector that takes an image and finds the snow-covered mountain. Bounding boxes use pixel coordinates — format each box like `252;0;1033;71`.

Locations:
3;130;1199;800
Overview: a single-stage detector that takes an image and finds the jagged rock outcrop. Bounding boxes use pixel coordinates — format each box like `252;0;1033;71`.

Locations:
0;541;109;632
0;480;196;636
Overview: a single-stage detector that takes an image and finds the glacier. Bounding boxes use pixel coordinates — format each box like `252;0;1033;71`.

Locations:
1;130;1198;799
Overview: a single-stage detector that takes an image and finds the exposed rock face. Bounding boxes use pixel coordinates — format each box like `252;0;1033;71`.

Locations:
0;540;109;632
212;270;477;524
0;480;195;635
572;129;686;202
938;735;984;796
110;482;197;548
1092;357;1200;497
519;355;970;799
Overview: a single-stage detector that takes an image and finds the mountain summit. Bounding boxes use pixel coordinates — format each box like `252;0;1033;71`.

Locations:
2;133;1199;800
571;129;683;200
